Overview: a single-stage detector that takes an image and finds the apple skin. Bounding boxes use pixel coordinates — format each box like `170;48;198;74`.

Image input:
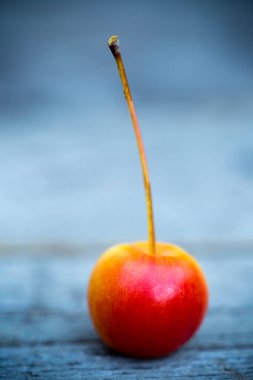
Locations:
88;241;208;358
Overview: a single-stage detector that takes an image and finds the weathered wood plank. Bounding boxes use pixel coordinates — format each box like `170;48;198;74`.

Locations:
0;245;253;379
1;344;252;379
1;306;253;349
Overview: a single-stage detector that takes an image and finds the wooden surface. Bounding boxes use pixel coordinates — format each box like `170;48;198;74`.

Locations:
0;243;253;379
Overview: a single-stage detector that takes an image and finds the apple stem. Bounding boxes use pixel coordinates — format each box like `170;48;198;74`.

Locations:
108;35;156;255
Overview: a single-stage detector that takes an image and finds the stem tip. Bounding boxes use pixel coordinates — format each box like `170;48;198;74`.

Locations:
108;35;120;57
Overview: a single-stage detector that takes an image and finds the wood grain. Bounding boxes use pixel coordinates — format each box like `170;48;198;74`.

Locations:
0;244;253;379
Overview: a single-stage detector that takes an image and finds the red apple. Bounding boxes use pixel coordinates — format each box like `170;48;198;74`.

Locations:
88;242;208;358
87;36;208;358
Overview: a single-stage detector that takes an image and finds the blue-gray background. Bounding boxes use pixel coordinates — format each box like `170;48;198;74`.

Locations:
1;0;253;246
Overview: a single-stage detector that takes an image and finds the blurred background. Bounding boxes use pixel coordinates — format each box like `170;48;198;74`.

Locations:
1;0;253;248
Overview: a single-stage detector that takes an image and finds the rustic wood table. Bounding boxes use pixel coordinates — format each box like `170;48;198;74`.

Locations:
0;243;252;379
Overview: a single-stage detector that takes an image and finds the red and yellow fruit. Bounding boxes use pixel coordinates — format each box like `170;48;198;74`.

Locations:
88;36;208;358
